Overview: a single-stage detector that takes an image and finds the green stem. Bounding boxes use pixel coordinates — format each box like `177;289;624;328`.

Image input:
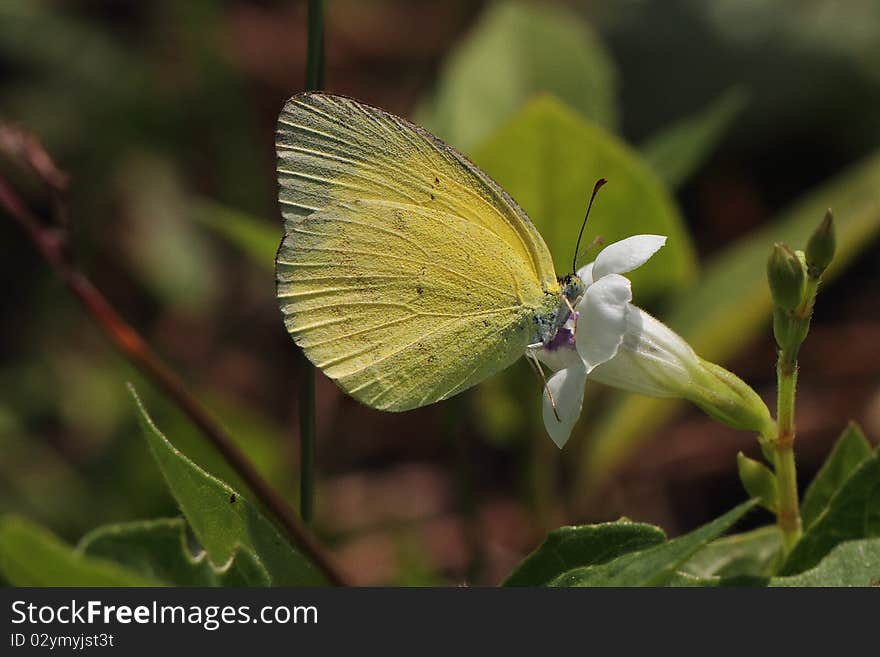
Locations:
772;272;819;552
299;0;324;524
775;353;802;554
299;364;316;524
305;0;325;92
799;279;819;319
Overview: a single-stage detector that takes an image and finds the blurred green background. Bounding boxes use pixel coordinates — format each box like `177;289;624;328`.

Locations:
2;0;879;585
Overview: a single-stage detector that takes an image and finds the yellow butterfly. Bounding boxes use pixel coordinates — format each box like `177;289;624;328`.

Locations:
275;93;585;412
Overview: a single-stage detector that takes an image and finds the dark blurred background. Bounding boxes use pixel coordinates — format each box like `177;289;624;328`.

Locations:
2;0;879;585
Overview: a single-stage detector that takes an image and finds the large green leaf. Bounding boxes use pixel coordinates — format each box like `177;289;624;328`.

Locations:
131;386;327;586
668;537;880;587
579;150;880;491
692;0;880;87
79;517;270;586
801;422;873;529
780;446;880;575
155;388;297;502
550;500;756;586
415;0;617;151
503;521;666;586
472;95;697;299
641;87;747;189
0;515;158;586
680;525;781;578
771;538;880;587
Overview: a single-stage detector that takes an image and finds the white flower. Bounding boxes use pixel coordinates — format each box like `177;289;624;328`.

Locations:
533;235;773;448
533;235;666;447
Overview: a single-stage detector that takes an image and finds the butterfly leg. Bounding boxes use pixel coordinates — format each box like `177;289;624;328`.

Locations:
563;296;580;338
526;347;561;423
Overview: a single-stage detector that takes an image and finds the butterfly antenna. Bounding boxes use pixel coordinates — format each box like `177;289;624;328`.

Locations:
571;178;607;273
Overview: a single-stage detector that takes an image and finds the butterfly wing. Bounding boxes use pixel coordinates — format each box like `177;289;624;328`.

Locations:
275;94;560;410
278;199;560;410
276;93;557;289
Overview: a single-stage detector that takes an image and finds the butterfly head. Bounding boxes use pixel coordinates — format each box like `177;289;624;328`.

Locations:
555;272;586;329
561;272;586;306
533;272;585;345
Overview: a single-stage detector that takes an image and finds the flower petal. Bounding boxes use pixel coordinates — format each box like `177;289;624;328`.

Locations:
576;262;595;286
589;306;697;397
589;348;679;398
575;273;632;371
532;330;582;372
592;235;667;280
542;364;587;448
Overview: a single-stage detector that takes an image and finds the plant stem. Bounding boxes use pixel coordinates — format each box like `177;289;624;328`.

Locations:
773;271;819;554
775;351;802;554
0;168;348;586
305;0;325;92
297;0;324;526
299;364;316;524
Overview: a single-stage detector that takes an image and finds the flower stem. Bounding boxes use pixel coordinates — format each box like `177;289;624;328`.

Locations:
299;0;324;524
775;350;802;554
773;267;819;553
299;363;316;524
305;0;325;92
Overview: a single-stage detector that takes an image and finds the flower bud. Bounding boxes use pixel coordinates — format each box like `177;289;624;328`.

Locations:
767;243;805;311
736;452;779;513
805;209;835;279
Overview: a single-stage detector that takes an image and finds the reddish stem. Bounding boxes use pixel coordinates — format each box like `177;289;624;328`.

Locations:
0;173;348;586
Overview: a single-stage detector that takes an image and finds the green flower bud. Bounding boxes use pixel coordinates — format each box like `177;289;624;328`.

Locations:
737;452;779;513
805;209;835;279
767;243;805;311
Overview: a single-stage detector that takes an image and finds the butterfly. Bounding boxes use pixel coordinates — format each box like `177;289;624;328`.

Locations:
275;93;587;412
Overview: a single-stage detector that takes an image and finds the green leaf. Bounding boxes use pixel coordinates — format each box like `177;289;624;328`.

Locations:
415;0;617;151
680;525;782;579
666;571;770;587
155;388;297;502
130;385;327;585
503;521;666;586
550;500;756;586
0;515;159;586
78;517;270;586
664;571;721;587
771;538;880;587
780;446;880;575
472;95;697;299
194;197;278;271
641;88;747;188
579;150;880;492
801;422;873;529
